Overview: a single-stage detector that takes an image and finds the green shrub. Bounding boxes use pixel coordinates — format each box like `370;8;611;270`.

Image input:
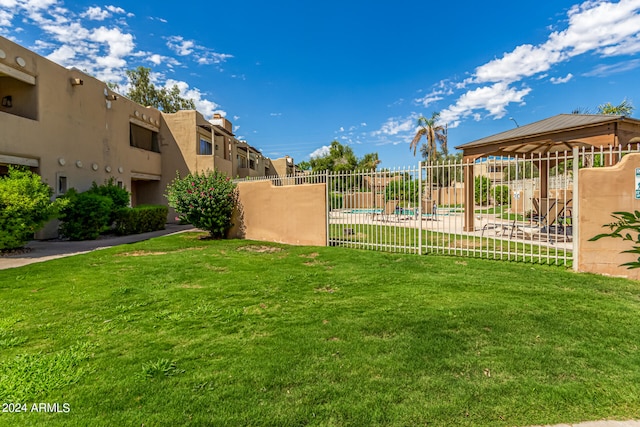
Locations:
474;176;491;206
0;167;62;250
114;205;167;235
166;170;238;239
59;190;113;240
87;178;130;223
591;210;640;269
385;180;420;205
330;192;343;209
492;185;510;206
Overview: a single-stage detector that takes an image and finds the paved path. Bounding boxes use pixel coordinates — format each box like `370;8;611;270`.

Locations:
0;224;197;270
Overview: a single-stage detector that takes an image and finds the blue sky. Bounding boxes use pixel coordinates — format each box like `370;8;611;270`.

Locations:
2;0;640;168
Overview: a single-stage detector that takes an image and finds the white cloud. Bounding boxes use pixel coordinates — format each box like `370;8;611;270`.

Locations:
415;90;444;107
166;35;232;64
148;53;163;65
0;9;13;27
47;44;76;63
373;114;417;137
440;83;531;127
412;0;640;130
165;79;221;118
473;0;640;86
81;6;109;21
105;5;129;15
309;145;330;159
166;35;194;56
550;73;573;84
583;59;640;77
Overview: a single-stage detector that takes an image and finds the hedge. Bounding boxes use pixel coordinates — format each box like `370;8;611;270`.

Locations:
114;205;168;236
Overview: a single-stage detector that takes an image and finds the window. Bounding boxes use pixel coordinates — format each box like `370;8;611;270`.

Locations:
57;173;67;195
0;71;38;120
130;123;159;152
199;137;212;155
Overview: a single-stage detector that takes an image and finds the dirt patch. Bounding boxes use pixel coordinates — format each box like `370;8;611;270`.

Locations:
299;252;320;259
183;232;212;240
117;250;168;257
117;247;206;257
315;285;338;293
455;260;468;266
180;284;204;289
205;265;228;273
236;245;282;253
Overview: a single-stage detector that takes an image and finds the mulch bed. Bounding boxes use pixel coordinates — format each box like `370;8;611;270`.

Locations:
0;247;33;257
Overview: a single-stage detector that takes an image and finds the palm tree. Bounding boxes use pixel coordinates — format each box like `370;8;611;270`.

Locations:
572;99;635;116
597;98;634;116
410;112;448;162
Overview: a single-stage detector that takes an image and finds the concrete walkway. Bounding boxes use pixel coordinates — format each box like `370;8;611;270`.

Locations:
0;224;197;270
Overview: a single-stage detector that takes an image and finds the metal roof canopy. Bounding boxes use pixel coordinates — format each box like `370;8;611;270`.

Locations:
455;114;640;159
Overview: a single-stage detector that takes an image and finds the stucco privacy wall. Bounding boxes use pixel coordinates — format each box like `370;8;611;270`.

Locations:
229;181;327;246
578;153;640;280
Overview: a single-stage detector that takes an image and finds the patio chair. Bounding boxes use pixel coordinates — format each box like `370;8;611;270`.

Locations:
531;197;557;228
519;199;573;243
481;218;518;238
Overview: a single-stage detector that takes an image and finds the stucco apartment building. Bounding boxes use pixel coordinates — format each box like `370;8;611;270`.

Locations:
0;36;295;237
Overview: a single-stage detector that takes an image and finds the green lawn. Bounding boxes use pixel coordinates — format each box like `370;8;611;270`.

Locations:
330;224;571;265
1;232;639;426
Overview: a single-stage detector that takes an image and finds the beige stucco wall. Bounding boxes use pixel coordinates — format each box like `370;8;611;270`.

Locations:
0;36;164;237
271;156;294;177
343;193;385;209
578;153;640;280
229;181;327;246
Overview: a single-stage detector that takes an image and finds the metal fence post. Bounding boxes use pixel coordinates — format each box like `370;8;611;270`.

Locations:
418;161;423;255
572;147;579;271
325;169;330;247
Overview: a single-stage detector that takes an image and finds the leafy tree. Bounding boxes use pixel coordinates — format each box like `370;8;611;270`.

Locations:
0;167;63;250
503;162;539;181
357;152;381;171
308;140;379;173
124;66;195;113
427;152;463;187
166;170;238;239
411;112;448;161
297;161;312;171
385;179;420;206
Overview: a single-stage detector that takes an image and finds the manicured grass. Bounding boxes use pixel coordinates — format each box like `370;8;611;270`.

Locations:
330;224;571;265
1;232;639;426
